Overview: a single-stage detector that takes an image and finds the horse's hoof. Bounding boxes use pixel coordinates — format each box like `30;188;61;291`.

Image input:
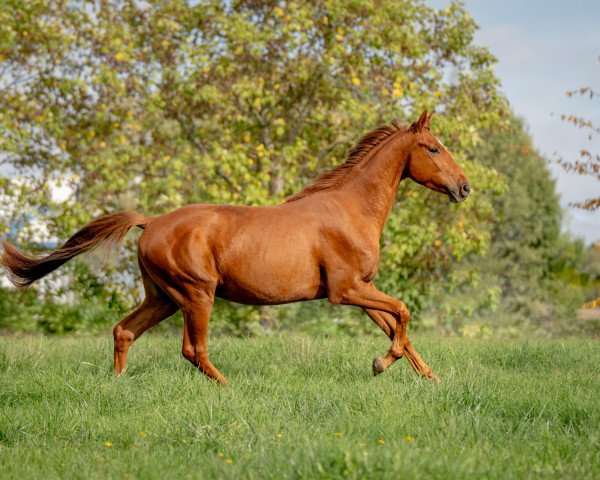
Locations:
372;357;386;376
431;374;441;384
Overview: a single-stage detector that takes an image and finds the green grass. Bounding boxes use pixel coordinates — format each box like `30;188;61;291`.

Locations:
1;333;599;479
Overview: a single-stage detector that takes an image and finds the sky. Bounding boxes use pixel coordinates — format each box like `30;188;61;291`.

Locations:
432;0;600;244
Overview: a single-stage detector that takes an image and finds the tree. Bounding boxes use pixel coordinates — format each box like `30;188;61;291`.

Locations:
0;0;507;331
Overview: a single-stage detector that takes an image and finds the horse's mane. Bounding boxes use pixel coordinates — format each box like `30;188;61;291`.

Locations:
285;119;405;202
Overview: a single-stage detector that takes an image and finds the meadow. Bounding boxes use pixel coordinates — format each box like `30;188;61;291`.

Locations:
0;333;599;479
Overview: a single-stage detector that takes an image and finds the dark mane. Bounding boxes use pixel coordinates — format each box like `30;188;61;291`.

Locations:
285;119;404;202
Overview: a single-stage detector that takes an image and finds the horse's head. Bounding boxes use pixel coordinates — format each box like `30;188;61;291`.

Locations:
403;110;470;203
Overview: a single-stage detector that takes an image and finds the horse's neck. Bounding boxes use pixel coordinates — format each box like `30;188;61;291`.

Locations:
342;132;409;233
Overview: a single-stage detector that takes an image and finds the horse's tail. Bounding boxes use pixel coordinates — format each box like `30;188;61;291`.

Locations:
1;211;148;288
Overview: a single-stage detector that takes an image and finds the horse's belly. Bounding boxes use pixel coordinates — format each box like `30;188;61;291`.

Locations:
216;284;326;305
216;255;325;305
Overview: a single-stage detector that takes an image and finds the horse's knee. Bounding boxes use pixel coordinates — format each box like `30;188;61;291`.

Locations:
113;325;135;352
396;302;410;324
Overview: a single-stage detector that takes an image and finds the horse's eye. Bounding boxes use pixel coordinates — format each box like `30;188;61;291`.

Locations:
428;147;439;154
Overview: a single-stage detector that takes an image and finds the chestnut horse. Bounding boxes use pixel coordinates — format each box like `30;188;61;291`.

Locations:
1;110;469;384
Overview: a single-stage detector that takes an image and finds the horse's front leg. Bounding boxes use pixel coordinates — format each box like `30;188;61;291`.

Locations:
329;281;409;368
363;309;439;381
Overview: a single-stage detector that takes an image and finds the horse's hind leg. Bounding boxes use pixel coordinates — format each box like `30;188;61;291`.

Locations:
113;263;177;374
363;309;439;382
171;283;226;384
113;299;177;374
139;247;225;383
159;271;227;384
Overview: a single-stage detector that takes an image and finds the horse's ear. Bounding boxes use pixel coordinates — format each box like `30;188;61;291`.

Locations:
409;110;428;132
425;112;434;129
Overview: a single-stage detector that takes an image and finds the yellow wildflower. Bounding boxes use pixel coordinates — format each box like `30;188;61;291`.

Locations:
217;452;224;457
103;442;113;447
226;458;234;465
139;431;147;437
405;435;414;442
377;439;385;445
351;77;361;87
114;52;125;62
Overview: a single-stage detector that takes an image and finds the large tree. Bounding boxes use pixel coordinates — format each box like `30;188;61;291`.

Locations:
0;0;507;329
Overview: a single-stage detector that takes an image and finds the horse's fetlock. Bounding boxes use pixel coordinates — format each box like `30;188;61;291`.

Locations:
113;325;134;350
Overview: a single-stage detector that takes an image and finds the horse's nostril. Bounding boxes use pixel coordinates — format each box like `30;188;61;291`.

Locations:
462;184;471;195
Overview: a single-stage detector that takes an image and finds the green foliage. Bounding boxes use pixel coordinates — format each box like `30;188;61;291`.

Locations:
1;334;599;478
0;285;126;334
0;0;505;214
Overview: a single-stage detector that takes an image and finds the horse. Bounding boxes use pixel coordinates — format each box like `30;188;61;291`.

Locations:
1;110;470;384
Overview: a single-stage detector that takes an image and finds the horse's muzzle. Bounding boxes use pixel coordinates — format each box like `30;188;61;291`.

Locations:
449;182;470;203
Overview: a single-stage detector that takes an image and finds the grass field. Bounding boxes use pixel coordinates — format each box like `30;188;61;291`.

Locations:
1;333;599;479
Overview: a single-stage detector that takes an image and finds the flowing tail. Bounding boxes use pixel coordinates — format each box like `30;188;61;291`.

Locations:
1;211;148;288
